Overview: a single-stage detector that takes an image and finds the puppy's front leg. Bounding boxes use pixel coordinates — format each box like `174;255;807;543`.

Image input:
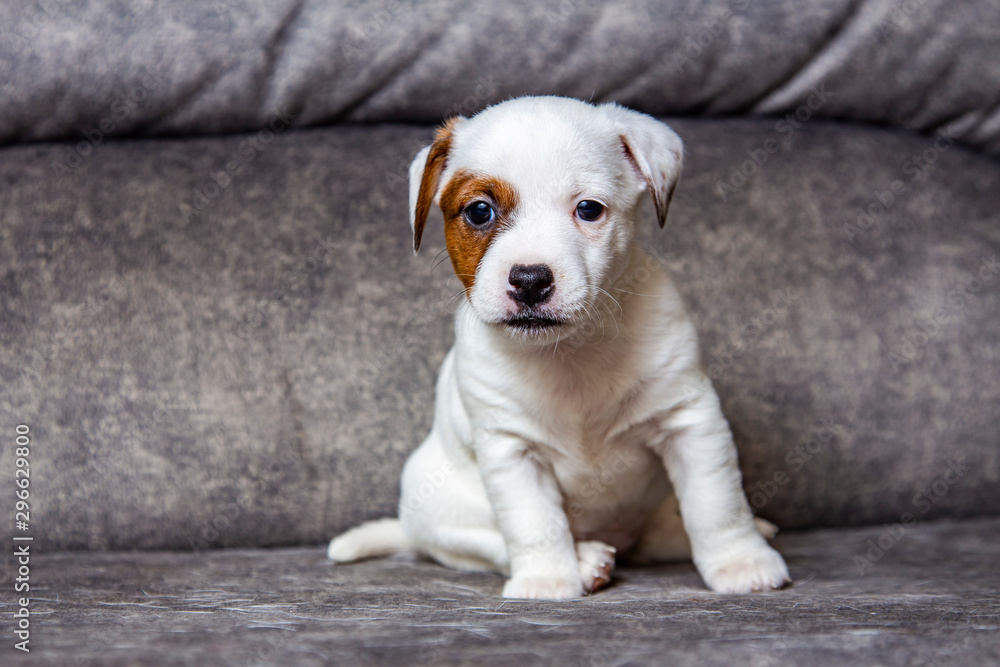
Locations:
658;391;791;594
478;434;583;599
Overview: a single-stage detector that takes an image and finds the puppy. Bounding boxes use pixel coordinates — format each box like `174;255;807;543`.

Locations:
329;96;790;599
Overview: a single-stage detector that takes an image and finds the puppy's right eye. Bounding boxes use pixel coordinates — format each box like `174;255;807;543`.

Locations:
464;201;495;227
576;200;605;222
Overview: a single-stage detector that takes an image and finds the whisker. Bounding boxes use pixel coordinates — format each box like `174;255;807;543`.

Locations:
448;285;470;300
587;288;622;344
459;301;477;331
581;299;607;342
594;287;624;317
431;248;451;271
448;288;472;317
429;251;458;275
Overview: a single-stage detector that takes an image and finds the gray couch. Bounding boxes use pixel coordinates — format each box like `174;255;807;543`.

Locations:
2;1;999;664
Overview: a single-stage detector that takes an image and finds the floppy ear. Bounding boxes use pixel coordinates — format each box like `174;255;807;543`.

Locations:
603;104;684;228
408;116;465;253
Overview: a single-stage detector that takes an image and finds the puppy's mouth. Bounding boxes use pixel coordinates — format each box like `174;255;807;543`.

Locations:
503;313;564;332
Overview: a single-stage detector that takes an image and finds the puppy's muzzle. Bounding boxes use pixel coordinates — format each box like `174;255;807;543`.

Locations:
505;263;562;331
508;264;554;307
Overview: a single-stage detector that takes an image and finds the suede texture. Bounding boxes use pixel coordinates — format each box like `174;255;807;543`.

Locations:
3;518;999;666
1;1;999;154
1;117;998;551
2;4;999;663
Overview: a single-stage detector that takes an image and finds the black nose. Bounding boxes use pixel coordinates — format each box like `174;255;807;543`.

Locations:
508;264;555;306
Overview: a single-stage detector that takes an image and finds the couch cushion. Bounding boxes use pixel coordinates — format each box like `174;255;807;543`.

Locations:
1;117;998;551
2;0;999;154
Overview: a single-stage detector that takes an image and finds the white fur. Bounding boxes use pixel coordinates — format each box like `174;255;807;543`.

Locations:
330;96;790;599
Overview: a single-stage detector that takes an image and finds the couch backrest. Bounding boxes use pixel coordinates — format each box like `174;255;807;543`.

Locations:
2;0;999;155
2;116;999;552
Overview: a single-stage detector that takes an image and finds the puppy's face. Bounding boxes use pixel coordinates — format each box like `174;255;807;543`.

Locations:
409;97;683;344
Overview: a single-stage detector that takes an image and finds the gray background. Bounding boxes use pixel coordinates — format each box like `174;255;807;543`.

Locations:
1;0;998;552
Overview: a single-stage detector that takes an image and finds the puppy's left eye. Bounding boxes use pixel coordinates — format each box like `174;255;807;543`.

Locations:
576;200;605;222
464;201;495;227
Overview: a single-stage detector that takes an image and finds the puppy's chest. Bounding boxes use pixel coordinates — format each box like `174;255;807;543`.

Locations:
545;417;664;482
520;353;656;440
519;362;666;470
548;420;668;550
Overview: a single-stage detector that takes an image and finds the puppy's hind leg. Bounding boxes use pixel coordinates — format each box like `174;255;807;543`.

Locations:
399;437;512;575
412;524;510;574
628;494;693;564
399;439;618;594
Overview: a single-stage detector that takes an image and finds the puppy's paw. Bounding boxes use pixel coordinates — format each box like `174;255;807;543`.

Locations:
576;541;616;593
701;543;790;594
502;575;584;600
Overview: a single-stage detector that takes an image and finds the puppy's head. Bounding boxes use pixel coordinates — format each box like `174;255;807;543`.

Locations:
409;96;683;344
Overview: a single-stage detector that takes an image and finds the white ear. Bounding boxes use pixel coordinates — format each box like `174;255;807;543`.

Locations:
408;144;432;239
602;103;684;227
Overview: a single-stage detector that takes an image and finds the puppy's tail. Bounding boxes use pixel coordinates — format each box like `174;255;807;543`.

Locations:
327;518;409;563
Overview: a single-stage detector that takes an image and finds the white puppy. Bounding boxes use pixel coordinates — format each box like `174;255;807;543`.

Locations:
329;96;790;599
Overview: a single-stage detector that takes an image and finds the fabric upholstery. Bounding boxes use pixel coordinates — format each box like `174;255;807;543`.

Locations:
2;1;999;154
2;117;997;551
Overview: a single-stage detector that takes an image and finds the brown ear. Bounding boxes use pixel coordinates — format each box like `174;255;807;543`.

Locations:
409;117;464;253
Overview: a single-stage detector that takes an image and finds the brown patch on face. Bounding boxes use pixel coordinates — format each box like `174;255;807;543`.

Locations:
439;169;520;290
412;117;464;252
